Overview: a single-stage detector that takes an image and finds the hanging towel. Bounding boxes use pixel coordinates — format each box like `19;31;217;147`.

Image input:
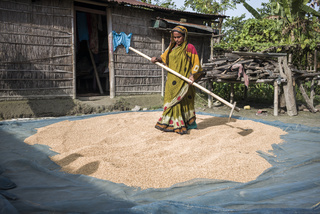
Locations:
231;63;249;87
112;31;132;53
77;12;89;42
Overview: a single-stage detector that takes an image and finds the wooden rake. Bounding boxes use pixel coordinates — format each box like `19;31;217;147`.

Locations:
112;32;240;121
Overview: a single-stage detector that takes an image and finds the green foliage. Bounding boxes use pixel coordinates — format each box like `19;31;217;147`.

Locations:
153;0;177;9
208;82;275;103
242;1;262;19
140;0;178;9
222;14;246;42
219;18;283;52
217;0;320;69
184;0;236;14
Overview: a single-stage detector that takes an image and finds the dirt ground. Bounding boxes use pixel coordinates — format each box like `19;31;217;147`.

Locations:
0;93;319;127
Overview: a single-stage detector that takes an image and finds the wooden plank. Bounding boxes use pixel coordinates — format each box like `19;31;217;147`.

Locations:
232;51;287;57
214;59;254;70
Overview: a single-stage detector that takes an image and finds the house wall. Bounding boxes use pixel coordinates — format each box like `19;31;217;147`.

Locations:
0;0;214;100
0;0;73;100
111;6;212;95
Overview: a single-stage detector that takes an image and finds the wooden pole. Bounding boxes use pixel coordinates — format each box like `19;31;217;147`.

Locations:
314;49;317;71
230;83;234;104
210;34;214;60
87;41;103;94
161;33;165;97
129;47;240;112
311;77;315;106
71;2;76;99
107;7;115;98
207;79;212;108
274;80;278;116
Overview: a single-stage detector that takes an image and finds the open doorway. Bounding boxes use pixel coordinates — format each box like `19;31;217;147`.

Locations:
74;2;109;97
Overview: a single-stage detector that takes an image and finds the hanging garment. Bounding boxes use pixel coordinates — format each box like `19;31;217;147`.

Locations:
112;31;132;53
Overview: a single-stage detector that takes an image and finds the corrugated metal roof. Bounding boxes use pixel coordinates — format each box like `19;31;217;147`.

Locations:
104;0;226;20
160;18;213;33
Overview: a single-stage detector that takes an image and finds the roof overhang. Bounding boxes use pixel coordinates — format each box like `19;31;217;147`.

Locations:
94;0;227;20
160;18;213;33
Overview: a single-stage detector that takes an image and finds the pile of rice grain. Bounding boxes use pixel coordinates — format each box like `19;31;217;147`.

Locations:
24;112;287;189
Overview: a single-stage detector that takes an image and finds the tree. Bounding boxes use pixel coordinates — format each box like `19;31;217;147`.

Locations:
217;0;320;70
183;0;237;14
140;0;178;9
221;14;246;43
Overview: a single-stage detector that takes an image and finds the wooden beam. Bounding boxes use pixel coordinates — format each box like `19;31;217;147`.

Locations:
107;7;115;98
74;6;106;15
74;0;109;7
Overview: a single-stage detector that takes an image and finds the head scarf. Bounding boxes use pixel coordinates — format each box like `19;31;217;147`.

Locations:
165;25;188;66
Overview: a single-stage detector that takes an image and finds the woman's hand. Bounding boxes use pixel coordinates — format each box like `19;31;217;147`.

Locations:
188;75;195;85
151;57;162;63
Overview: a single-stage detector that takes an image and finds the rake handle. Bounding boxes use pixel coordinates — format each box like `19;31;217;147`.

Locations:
129;47;240;112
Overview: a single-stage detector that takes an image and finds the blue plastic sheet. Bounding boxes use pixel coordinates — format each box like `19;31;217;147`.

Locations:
0;111;319;213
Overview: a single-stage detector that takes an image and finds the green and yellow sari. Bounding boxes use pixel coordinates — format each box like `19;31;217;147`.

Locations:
155;26;203;135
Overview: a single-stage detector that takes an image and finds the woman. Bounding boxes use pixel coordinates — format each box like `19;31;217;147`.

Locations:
151;25;203;135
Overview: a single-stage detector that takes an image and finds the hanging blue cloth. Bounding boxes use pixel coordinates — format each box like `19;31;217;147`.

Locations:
112;31;132;53
77;12;89;41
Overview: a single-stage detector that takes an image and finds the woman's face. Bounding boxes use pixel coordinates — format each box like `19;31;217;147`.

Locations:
173;31;185;46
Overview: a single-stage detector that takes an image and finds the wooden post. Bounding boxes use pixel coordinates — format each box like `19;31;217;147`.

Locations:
311;77;315;106
161;33;165;97
243;86;247;100
230;83;234;104
288;53;292;64
71;2;76;99
201;38;204;65
87;41;103;94
274;80;278;116
314;49;317;71
207;79;212;108
107;7;115;98
278;56;297;116
210;34;214;60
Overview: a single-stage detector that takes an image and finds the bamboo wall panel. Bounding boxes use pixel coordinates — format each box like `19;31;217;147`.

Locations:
0;0;73;100
111;6;212;95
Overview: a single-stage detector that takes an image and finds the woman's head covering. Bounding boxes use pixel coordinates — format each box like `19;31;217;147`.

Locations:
169;26;188;50
163;26;188;65
172;26;187;39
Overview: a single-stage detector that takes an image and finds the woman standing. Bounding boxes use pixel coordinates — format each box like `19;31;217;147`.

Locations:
151;25;203;135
